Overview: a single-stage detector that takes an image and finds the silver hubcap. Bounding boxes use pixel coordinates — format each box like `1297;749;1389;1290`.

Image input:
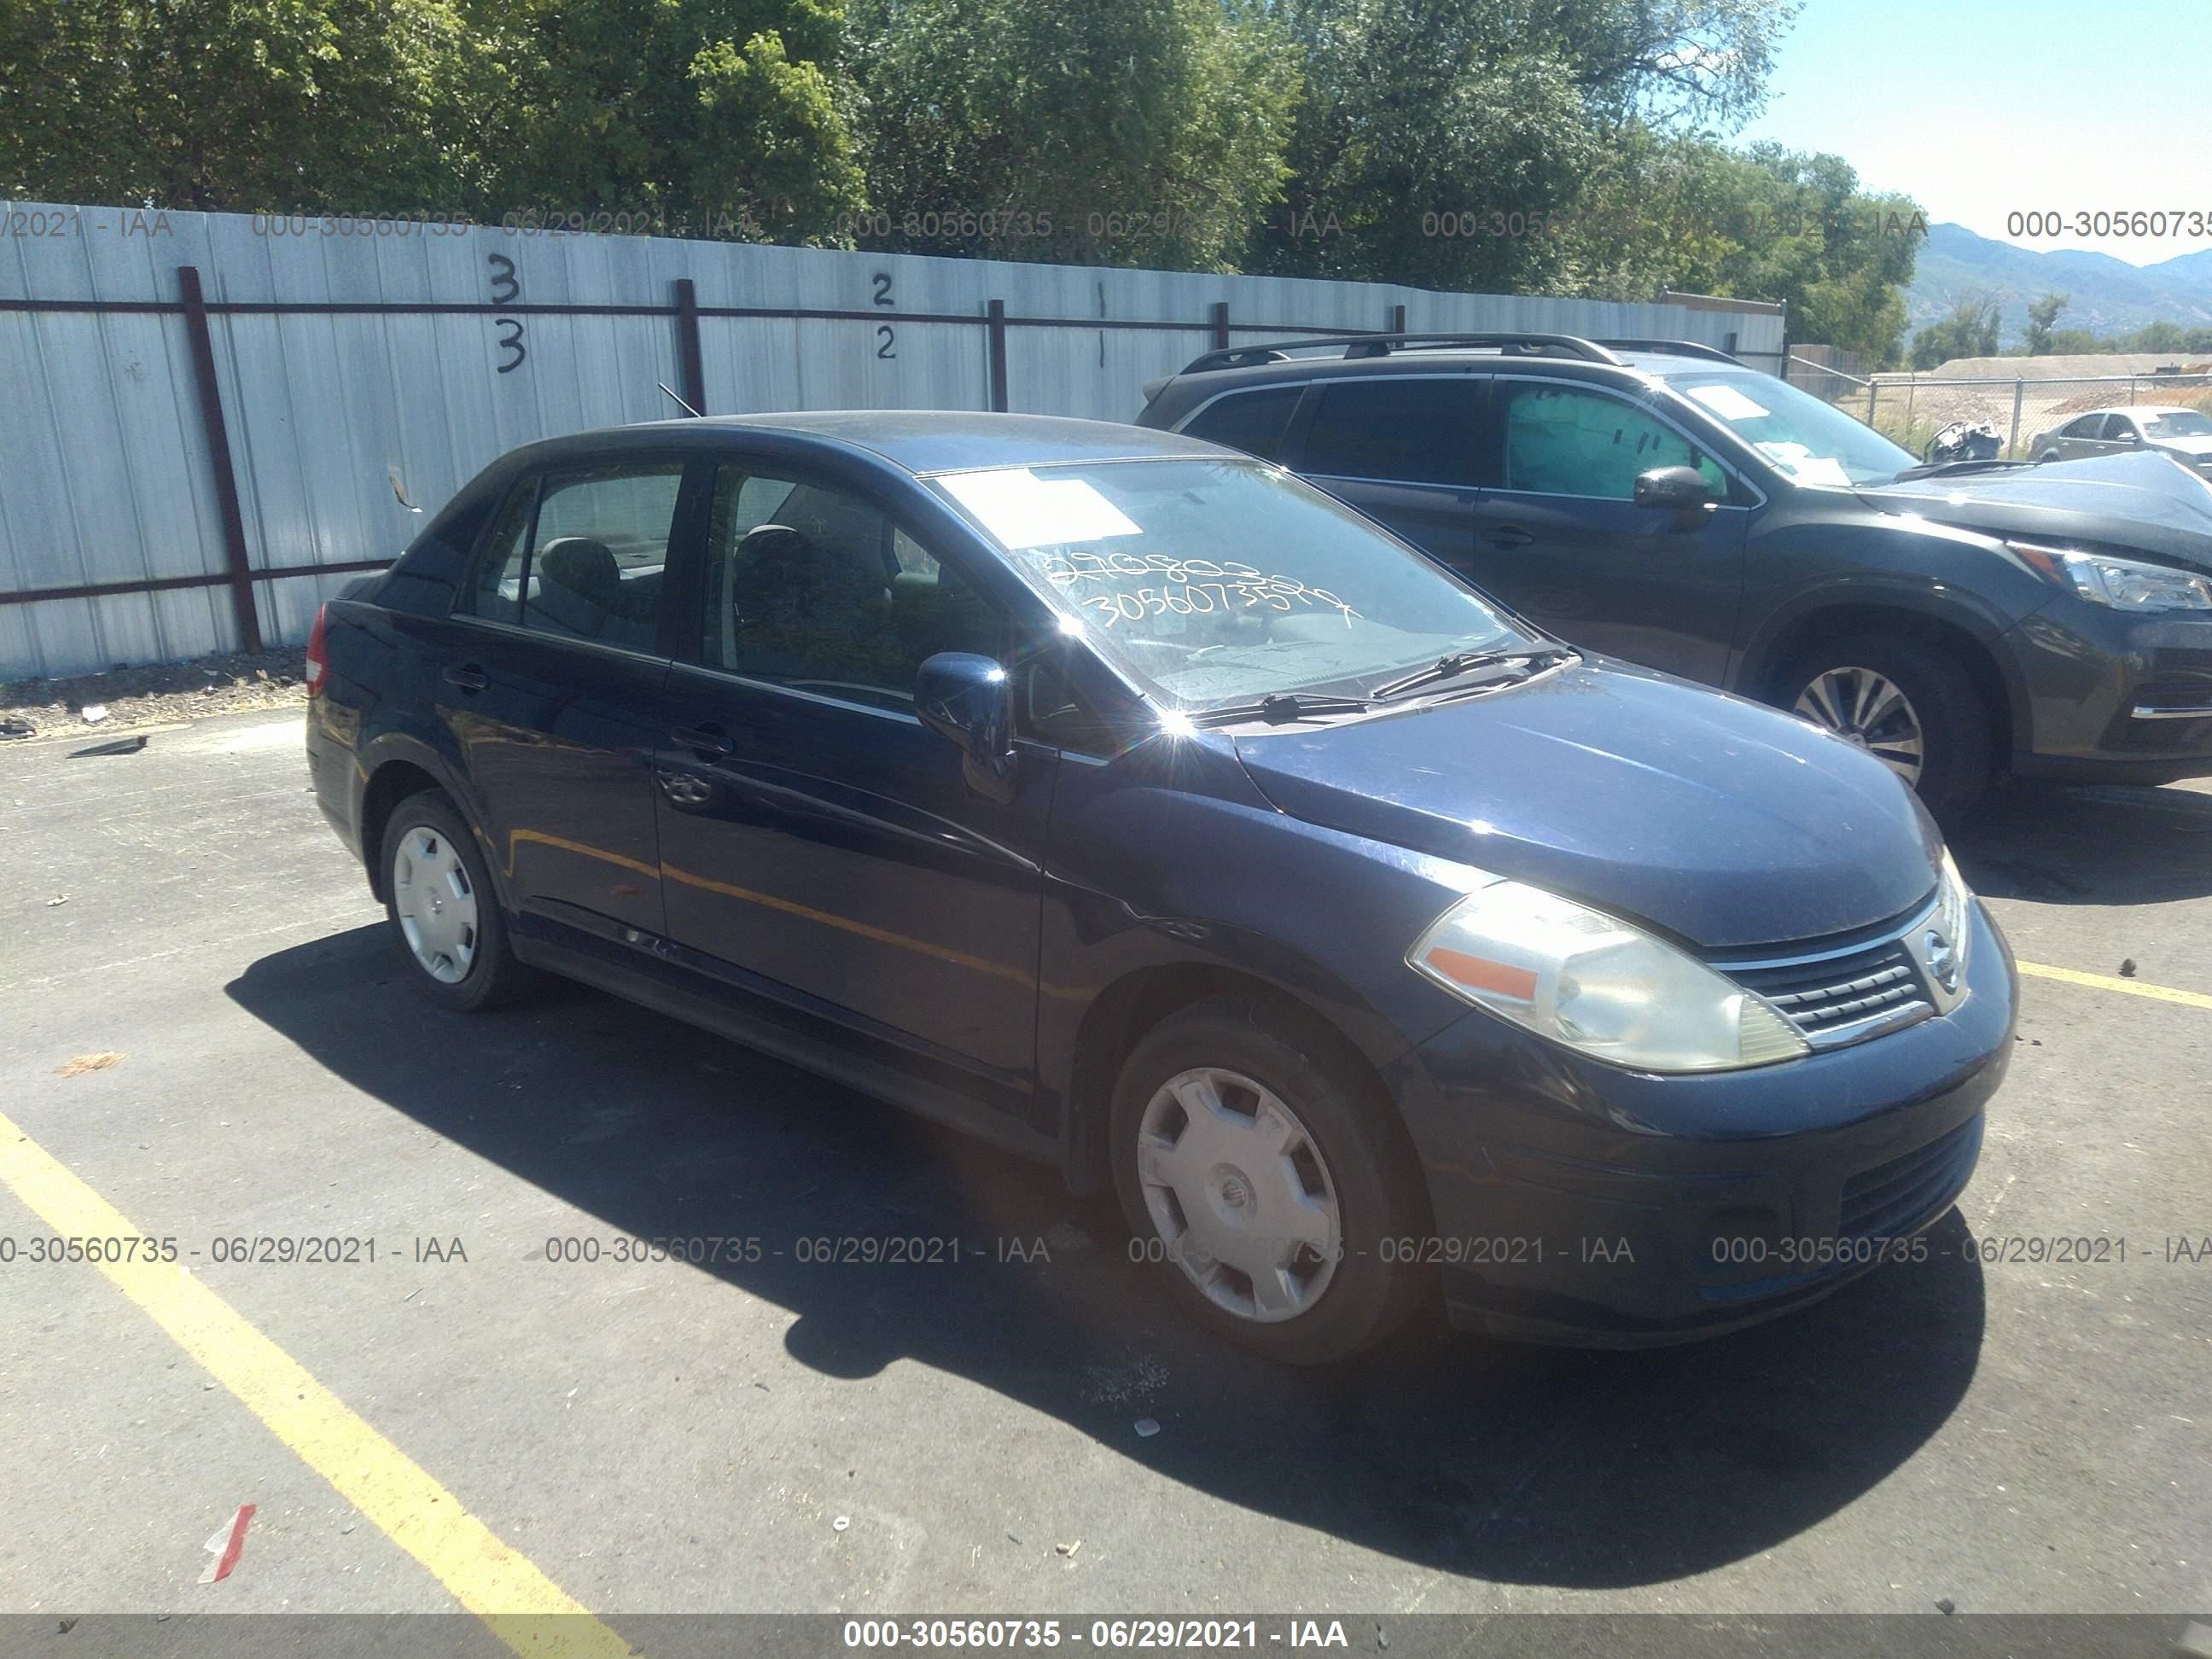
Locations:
1136;1068;1342;1324
392;826;479;984
1795;667;1925;785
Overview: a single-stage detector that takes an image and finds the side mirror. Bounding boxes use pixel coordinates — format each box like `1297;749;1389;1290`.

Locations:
1633;465;1720;510
916;652;1018;802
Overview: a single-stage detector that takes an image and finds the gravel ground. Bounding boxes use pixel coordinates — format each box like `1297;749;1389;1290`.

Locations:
0;649;308;740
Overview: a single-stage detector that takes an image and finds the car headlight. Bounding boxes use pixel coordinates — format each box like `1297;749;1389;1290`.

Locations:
1408;880;1810;1073
2006;541;2212;610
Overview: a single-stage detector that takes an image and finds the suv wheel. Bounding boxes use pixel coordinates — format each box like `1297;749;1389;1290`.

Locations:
1781;634;1994;819
381;791;537;1011
1109;995;1430;1365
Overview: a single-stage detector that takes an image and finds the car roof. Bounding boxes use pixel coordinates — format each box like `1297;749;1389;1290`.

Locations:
637;410;1225;474
1154;344;1749;405
2088;405;2195;418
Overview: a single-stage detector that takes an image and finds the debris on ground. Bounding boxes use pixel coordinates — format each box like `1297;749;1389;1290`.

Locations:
1054;1540;1080;1558
833;1516;851;1533
79;703;108;724
46;895;68;907
1;649;307;737
1133;1418;1161;1438
71;734;149;757
2120;958;2139;978
197;1505;255;1585
57;1053;124;1078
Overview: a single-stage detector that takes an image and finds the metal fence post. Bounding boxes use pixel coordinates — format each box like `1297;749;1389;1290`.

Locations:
2010;379;2026;458
1866;378;1878;428
1391;303;1406;335
1210;300;1229;351
987;299;1010;413
673;278;707;416
177;265;262;655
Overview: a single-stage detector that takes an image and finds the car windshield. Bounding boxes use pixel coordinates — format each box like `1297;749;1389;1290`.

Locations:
930;457;1538;712
1666;370;1918;486
2141;410;2212;439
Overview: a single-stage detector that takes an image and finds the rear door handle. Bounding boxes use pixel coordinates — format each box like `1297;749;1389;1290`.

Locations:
444;663;488;692
1482;526;1535;550
671;722;736;758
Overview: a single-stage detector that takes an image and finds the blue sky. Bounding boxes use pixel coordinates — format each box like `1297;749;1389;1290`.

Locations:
1737;0;2212;265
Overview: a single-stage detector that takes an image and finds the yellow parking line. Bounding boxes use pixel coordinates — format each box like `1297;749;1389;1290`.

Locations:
2017;958;2212;1011
0;1109;633;1659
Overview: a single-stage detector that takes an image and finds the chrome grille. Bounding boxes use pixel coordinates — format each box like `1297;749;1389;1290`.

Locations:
1721;937;1935;1048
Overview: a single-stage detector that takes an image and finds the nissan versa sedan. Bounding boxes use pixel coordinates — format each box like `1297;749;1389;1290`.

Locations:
306;413;2016;1363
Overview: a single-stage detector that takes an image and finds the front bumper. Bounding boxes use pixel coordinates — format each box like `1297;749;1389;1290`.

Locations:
1382;902;2017;1347
2010;602;2212;783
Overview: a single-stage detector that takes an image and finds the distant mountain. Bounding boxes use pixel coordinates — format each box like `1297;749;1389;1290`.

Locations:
1904;224;2212;346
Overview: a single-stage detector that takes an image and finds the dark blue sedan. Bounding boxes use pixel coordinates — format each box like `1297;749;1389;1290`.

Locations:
305;411;2016;1362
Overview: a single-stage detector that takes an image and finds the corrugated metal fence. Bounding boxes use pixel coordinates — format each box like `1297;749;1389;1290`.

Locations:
0;201;1787;678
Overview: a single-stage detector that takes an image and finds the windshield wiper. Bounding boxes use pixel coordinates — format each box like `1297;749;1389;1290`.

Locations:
1370;647;1571;703
1187;692;1371;728
1889;459;2035;482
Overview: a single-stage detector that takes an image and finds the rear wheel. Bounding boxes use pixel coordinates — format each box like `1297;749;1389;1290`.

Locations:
1780;633;1994;820
381;791;537;1011
1109;994;1431;1365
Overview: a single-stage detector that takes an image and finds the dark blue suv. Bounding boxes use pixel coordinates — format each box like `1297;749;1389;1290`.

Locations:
306;411;2016;1362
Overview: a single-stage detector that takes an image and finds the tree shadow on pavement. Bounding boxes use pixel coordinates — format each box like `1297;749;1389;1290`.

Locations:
229;926;1986;1588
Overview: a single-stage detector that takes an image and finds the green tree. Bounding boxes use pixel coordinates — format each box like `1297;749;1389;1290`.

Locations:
2022;291;2069;355
466;0;864;239
1251;0;1798;291
846;0;1301;267
0;0;490;211
1910;295;2001;370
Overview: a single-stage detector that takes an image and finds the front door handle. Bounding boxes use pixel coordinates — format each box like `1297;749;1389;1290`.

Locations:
1481;525;1535;550
671;722;736;758
444;663;488;693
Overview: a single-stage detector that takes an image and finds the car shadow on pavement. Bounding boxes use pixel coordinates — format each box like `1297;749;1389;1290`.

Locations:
230;926;1987;1588
1953;782;2212;905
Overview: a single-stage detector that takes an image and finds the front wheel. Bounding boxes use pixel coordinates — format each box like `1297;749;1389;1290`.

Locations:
1109;995;1431;1365
381;791;538;1011
1780;633;1994;821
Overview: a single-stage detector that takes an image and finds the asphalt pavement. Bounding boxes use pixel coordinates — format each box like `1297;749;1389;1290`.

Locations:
1;708;2206;1633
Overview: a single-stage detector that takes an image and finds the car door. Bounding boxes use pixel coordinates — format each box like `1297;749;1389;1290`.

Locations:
2053;414;2105;459
425;457;694;945
1463;376;1750;686
650;457;1055;1098
1288;375;1485;569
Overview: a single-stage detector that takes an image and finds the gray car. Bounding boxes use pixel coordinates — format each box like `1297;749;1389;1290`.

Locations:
2032;405;2212;475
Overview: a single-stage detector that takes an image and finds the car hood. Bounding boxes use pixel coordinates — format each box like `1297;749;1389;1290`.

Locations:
1855;451;2212;569
1230;661;1940;952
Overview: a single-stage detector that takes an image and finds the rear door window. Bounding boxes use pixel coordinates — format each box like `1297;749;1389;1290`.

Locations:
1301;378;1482;486
457;463;683;651
1180;386;1302;460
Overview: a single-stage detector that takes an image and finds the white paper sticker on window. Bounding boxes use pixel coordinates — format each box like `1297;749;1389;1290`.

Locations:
1755;443;1852;487
1686;382;1773;422
940;469;1143;550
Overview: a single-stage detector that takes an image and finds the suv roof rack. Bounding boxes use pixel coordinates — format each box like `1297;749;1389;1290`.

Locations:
1592;338;1742;364
1177;331;1625;376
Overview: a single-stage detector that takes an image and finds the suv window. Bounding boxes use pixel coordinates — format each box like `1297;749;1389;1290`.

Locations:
461;465;679;650
1181;387;1301;461
1301;378;1481;486
699;465;1000;707
1500;382;1725;499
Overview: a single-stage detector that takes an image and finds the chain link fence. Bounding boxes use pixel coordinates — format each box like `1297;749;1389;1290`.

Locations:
1797;357;2212;462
